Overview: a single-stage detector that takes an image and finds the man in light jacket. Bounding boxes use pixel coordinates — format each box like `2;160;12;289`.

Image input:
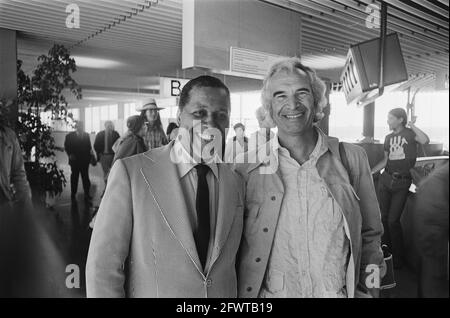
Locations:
234;57;385;298
86;76;245;297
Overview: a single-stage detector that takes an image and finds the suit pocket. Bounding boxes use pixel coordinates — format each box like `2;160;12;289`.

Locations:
264;269;285;294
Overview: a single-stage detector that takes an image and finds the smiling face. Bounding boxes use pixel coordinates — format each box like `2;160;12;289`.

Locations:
268;70;316;137
177;86;230;160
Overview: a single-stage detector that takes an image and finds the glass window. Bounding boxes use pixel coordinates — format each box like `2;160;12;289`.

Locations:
124;103;137;121
328;92;364;142
109;104;118;120
85;107;92;133
92;106;100;133
100;105;109;121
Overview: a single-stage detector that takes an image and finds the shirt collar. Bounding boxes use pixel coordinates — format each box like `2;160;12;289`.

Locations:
276;129;326;164
272;127;336;165
173;139;220;179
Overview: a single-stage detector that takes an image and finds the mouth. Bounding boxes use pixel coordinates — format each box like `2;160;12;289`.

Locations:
195;132;215;142
282;111;306;120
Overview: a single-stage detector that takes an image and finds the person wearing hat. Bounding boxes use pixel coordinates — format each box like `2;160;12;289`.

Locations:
113;115;148;163
137;98;168;150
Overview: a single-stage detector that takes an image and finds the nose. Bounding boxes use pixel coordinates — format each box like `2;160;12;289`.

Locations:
286;95;300;110
202;112;216;128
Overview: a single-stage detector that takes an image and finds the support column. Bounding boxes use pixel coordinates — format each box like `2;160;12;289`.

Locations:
0;28;18;127
362;102;375;142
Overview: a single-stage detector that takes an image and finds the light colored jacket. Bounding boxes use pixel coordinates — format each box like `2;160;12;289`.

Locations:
86;142;245;297
0;127;31;203
234;130;384;298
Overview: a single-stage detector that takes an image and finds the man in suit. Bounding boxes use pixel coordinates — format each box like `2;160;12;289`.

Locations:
64;121;93;202
94;120;120;185
86;76;245;298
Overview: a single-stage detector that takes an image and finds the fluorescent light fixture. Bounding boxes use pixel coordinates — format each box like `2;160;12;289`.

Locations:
302;55;346;70
83;97;111;101
73;56;122;69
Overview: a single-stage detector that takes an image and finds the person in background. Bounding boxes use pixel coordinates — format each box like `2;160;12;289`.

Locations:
64;121;94;203
234;57;384;298
224;123;248;163
0;119;33;296
412;162;449;298
371;108;430;269
248;106;276;159
113;115;148;163
94;120;120;185
166;122;179;142
138;98;168;150
0;118;31;206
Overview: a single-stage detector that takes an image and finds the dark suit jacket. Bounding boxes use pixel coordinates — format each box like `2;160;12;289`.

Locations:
64;131;92;166
94;130;120;159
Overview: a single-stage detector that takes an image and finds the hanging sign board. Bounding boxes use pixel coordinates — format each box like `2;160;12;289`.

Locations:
160;77;190;98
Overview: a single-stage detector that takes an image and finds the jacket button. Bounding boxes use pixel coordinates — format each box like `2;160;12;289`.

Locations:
247;287;252;292
255;257;261;263
205;279;212;287
271;196;276;201
263;228;269;233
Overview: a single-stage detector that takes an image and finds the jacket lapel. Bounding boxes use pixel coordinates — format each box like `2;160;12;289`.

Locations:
139;145;203;275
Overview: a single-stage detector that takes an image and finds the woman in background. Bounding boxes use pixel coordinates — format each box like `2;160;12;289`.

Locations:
137;98;168;150
113;115;148;163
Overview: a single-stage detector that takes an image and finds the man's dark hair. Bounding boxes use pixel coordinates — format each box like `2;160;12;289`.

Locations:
166;122;179;136
178;75;230;110
389;108;408;127
233;123;245;131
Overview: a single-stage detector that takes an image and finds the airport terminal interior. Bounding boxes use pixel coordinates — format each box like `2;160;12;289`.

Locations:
0;0;448;298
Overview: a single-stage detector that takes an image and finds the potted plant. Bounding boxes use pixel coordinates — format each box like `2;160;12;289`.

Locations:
16;44;82;207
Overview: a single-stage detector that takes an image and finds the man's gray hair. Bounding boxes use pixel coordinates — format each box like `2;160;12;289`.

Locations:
261;57;328;119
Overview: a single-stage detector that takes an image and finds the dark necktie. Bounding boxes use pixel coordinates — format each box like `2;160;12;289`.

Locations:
194;164;210;270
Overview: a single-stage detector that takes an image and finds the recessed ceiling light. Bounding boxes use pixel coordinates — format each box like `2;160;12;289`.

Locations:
73;56;122;69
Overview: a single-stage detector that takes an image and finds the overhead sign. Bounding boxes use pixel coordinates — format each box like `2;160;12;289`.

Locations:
160;77;190;98
341;33;408;105
229;47;285;78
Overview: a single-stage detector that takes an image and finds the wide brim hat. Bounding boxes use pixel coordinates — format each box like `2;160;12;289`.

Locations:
136;98;165;111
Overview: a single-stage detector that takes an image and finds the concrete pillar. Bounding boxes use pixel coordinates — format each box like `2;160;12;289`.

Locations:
362;102;375;142
118;102;125;120
0;28;18;127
